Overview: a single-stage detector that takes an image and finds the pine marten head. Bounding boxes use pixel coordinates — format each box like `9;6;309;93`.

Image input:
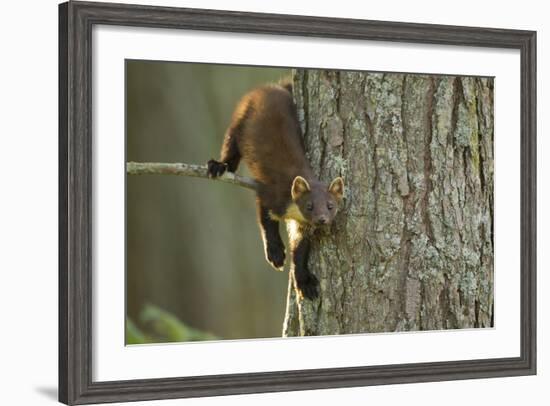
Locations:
290;176;344;227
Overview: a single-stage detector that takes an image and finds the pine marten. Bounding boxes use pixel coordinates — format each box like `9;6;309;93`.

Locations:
207;82;344;300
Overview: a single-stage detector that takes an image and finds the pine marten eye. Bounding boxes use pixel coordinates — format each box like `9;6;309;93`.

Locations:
327;203;334;210
306;202;313;211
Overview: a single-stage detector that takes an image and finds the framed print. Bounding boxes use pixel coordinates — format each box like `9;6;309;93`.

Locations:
59;1;536;404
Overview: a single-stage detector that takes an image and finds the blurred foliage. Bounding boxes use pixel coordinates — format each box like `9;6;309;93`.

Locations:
126;317;148;345
126;61;291;343
127;304;218;344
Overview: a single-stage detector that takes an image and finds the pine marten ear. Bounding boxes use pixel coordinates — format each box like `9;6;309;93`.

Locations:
291;176;311;200
329;177;345;201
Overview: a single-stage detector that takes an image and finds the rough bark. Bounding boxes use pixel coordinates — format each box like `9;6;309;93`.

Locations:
283;70;494;336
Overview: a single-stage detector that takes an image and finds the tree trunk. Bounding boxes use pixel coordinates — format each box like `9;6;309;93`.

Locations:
283;70;494;336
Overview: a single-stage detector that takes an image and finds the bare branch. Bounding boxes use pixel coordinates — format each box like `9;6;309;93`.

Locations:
126;162;258;191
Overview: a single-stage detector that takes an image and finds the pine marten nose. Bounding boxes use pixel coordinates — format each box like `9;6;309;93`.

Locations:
316;216;328;225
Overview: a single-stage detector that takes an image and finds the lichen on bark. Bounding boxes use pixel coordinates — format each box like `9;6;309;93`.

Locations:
283;70;494;337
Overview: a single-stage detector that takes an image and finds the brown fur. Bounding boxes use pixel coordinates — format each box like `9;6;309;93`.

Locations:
237;85;311;216
207;83;344;300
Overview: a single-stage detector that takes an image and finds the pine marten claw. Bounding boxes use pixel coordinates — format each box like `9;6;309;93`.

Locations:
297;273;319;300
207;159;227;178
266;245;285;271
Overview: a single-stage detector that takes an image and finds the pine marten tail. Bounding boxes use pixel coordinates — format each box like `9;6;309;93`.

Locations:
278;77;293;94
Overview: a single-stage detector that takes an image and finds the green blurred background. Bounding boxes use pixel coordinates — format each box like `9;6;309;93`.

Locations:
126;60;291;344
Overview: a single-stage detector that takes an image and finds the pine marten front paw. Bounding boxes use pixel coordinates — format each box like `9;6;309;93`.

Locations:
266;244;285;271
296;273;319;300
207;159;227;178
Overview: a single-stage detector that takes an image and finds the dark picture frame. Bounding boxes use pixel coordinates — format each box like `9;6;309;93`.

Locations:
59;1;537;404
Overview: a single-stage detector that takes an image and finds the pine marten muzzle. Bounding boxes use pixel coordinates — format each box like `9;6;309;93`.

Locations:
207;82;344;300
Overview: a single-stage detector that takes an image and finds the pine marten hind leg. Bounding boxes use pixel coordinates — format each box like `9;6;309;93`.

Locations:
207;127;241;178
